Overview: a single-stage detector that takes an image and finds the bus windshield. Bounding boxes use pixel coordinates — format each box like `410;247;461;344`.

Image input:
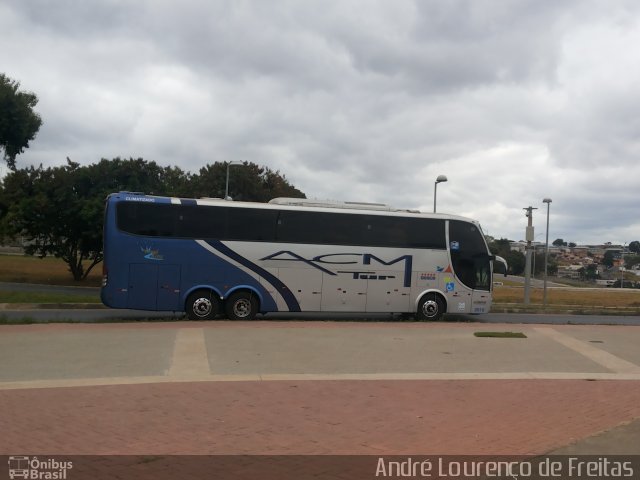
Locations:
449;220;491;291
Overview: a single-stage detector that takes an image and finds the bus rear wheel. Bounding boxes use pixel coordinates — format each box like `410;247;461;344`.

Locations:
186;290;220;320
225;291;259;320
417;293;446;321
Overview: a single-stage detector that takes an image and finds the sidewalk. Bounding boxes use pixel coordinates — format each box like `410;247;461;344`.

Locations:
1;321;639;456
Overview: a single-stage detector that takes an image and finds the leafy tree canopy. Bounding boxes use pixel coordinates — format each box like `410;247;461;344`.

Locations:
532;252;558;277
582;263;599;280
0;158;305;281
0;73;43;170
486;238;527;275
191;161;305;201
488;237;511;257
624;254;640;270
503;250;525;275
603;250;618;268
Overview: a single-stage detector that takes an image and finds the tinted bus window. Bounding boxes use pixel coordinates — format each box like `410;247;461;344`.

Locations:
117;202;176;237
365;216;445;249
117;202;278;240
116;201;447;249
277;211;367;245
277;211;446;248
176;205;226;238
226;208;278;241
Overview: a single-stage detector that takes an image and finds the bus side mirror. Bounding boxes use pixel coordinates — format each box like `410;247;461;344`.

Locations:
494;255;508;277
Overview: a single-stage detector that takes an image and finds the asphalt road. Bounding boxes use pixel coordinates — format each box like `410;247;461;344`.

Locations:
2;308;640;325
501;275;566;287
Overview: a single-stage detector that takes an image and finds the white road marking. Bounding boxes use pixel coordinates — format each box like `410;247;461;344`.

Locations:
535;327;640;374
167;328;210;377
2;372;640;391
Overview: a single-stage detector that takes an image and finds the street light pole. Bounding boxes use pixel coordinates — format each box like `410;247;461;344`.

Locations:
621;242;626;289
225;161;243;200
433;175;448;213
543;198;552;308
523;206;537;305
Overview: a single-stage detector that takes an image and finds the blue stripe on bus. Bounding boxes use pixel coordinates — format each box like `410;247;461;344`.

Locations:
205;240;302;313
182;199;197;206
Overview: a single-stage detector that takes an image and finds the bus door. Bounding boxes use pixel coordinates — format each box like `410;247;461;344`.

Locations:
127;264;181;311
321;271;367;312
366;273;411;312
470;258;492;313
449;220;492;313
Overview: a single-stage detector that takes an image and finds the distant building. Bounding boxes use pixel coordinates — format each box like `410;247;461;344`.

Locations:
557;264;583;279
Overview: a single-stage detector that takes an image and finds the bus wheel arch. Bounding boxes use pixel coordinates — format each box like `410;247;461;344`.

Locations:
416;291;447;321
224;289;261;320
185;288;222;320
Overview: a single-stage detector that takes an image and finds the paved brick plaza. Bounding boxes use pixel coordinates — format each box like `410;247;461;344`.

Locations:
2;321;640;456
2;379;640;455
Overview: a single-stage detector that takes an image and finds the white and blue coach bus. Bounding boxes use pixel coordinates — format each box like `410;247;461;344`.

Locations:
101;192;505;320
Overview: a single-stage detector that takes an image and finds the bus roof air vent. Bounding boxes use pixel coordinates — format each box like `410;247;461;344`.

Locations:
269;197;399;211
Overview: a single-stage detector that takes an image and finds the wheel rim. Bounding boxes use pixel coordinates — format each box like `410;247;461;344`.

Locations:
193;297;212;317
422;299;439;317
233;298;252;318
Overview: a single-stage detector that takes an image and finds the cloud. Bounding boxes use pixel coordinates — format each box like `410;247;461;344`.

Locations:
1;0;639;244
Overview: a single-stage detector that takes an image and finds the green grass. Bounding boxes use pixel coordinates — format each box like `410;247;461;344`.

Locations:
0;291;100;304
474;331;527;338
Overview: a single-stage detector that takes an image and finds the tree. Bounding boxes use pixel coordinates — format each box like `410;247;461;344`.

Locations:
583;264;600;281
488;238;511;257
624;254;640;270
486;238;528;275
552;238;567;247
1;160;106;280
0;158;194;280
0;73;43;169
83;157;193;198
532;251;558;277
504;250;525;275
629;241;640;254
191;161;305;201
0;158;305;281
603;250;617;268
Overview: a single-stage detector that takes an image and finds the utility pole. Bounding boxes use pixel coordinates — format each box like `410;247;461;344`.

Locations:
621;242;626;289
225;161;243;200
523;206;537;305
543;198;552;308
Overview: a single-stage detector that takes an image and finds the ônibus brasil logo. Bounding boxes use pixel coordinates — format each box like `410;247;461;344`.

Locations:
7;456;73;479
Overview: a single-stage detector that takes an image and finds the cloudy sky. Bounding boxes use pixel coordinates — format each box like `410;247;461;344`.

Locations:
1;0;639;245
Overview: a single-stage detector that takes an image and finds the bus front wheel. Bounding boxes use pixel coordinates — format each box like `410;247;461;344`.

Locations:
186;290;220;320
417;293;446;321
225;291;259;320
